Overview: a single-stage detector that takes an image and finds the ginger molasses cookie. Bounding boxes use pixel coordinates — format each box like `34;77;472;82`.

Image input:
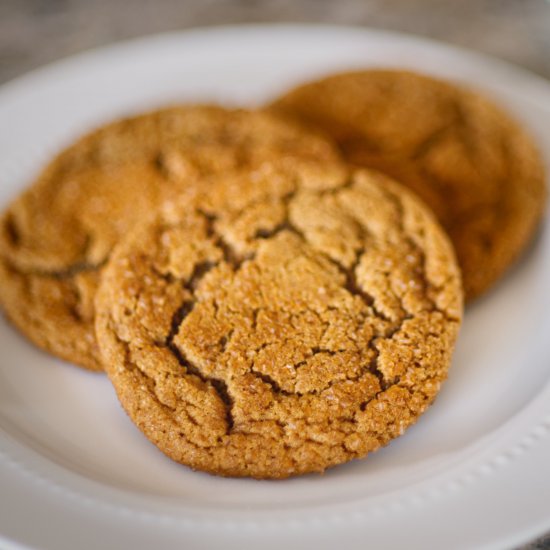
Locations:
0;106;339;370
95;161;462;478
270;70;547;300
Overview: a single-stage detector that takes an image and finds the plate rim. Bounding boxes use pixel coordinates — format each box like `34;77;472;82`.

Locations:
1;23;549;550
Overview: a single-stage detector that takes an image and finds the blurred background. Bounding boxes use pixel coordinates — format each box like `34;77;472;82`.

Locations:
1;0;550;84
1;1;549;549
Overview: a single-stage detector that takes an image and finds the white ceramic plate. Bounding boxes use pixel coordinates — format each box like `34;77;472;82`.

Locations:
0;25;549;550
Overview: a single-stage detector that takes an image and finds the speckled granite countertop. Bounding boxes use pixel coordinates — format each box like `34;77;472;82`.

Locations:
1;1;549;548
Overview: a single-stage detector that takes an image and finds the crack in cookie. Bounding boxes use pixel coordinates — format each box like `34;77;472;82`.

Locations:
269;69;547;301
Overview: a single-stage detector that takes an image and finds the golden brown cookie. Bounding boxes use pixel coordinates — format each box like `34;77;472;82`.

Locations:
270;69;547;300
95;160;463;478
0;106;339;370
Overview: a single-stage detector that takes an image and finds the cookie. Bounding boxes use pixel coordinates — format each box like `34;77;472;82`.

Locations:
95;160;463;478
0;106;340;370
270;69;547;300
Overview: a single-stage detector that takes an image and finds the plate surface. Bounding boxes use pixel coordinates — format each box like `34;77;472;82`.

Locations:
0;24;549;550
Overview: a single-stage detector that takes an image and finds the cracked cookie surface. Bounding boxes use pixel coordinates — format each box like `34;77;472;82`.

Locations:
95;161;463;478
270;69;547;300
0;106;339;370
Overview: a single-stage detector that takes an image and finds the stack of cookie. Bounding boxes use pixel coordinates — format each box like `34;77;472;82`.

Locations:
0;70;545;479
